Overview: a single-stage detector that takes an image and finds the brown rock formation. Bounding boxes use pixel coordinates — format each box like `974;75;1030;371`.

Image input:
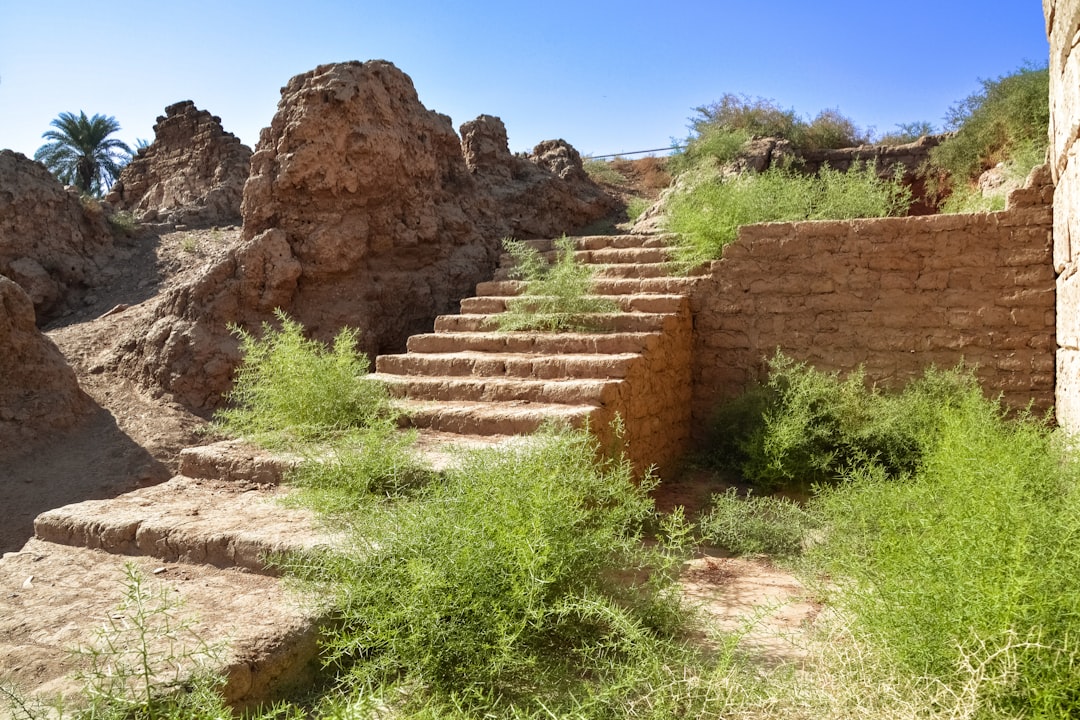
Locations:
106;101;252;225
92;60;616;412
0;276;92;451
461;114;618;238
0;150;114;323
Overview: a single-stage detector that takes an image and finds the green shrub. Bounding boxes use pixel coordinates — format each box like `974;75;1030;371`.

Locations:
877;120;937;146
808;392;1080;716
929;64;1049;188
708;353;978;489
582;157;628;186
697;487;818;557
212;310;394;448
497;237;620;332
626;196;650;222
286;426;696;714
674;94;868;172
666;163;911;264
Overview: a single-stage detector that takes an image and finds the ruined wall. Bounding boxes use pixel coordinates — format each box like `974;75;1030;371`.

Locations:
106;101;252;226
1046;0;1080;429
690;168;1056;431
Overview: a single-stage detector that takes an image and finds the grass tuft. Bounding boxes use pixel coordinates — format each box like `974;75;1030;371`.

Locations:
496;237;620;332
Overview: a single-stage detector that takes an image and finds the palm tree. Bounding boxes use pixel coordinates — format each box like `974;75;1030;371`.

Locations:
34;111;132;196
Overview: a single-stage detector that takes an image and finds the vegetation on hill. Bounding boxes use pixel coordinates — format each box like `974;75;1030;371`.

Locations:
927;63;1050;212
34;111;132;197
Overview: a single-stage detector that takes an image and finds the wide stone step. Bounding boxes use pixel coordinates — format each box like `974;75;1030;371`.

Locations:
494;263;678;282
460;293;687;315
0;538;325;712
433;311;669;334
371;374;621;405
518;234;675;252
498;246;673;270
376;351;639;379
475;276;707;297
397;399;601;436
406;330;661;355
33;476;339;575
179;439;300;484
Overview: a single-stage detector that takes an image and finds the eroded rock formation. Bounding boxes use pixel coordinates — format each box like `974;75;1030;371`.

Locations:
106;101;252;225
97;60;614;411
461;114;617;238
0;150;114;323
0;276;92;451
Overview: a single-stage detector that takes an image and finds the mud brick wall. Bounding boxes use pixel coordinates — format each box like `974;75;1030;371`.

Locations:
1046;0;1080;429
688;177;1055;433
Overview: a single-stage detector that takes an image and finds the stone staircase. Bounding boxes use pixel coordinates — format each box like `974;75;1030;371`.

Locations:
372;232;705;476
0;441;329;712
1;231;708;713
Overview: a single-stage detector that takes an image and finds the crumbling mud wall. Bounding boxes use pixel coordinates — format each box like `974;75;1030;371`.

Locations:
0;276;93;452
0;151;114;324
690;167;1056;432
1046;0;1080;430
106;101;252;226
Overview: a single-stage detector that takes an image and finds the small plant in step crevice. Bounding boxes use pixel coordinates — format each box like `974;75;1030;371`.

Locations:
496;236;620;332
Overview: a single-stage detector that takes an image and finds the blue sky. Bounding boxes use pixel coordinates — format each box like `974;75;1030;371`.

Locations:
0;1;1049;160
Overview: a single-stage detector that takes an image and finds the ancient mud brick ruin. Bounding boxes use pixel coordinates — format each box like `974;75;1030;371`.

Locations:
106;100;252;225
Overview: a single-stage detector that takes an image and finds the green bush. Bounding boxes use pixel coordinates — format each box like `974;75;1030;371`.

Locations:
675;94;868;171
212;310;394;448
287;426;697;714
708;353;978;489
497;237;620;332
808;392;1080;716
877;120;937;146
929;64;1049;191
582;157;628;186
666;163;911;264
697;487;817;557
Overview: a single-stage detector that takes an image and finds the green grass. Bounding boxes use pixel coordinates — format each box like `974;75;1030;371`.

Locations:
707;353;978;490
666;162;911;265
807;394;1080;716
496;237;620;332
697;487;817;557
211;310;395;448
582;157;629;186
281;426;750;718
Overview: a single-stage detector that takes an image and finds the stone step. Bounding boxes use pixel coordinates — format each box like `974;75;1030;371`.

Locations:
459;293;687;315
518;233;676;252
0;538;325;712
406;330;661;355
475;275;707;297
178;439;299;484
33;476;339;575
492;260;708;282
397;399;601;436
498;245;673;269
376;351;639;379
371;374;621;406
433;311;669;334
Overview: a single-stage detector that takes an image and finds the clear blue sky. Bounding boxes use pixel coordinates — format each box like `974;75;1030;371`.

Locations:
0;1;1050;160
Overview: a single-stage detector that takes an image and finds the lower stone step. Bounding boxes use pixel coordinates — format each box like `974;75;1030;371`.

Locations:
433;311;669;334
375;351;639;379
475;276;706;297
405;331;661;355
397;399;601;436
371;374;621;405
460;293;687;315
0;538;326;712
519;233;675;252
33;476;339;575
